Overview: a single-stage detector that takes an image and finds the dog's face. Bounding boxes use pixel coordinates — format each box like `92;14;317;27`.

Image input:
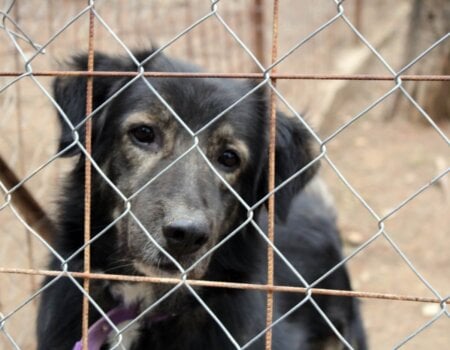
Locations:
55;51;317;283
102;78;269;279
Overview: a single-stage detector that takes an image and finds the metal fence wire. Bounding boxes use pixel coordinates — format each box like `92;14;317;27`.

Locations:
0;0;449;349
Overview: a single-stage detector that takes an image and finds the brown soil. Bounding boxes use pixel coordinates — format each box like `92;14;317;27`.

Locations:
1;1;448;349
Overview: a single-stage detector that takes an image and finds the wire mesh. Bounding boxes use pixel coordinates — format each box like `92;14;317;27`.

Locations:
0;0;449;349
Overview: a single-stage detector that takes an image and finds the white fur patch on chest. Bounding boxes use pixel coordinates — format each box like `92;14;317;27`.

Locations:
106;282;155;349
110;282;156;307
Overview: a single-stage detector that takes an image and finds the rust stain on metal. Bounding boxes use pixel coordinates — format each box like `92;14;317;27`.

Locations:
1;71;448;81
82;6;96;349
1;267;448;306
266;0;280;348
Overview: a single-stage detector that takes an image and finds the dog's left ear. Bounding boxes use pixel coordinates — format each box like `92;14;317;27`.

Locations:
54;52;134;157
259;112;319;221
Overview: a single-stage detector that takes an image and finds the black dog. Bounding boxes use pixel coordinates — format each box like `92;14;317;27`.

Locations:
37;50;366;349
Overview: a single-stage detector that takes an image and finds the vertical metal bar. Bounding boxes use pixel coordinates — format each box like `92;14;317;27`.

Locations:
266;0;279;349
253;0;265;69
82;2;96;349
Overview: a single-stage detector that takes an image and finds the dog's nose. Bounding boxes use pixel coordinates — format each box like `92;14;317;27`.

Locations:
163;219;209;255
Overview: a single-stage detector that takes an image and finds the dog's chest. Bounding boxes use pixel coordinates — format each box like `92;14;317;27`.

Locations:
104;283;154;348
110;282;156;306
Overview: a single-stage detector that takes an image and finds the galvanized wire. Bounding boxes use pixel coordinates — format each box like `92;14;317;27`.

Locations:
0;0;448;349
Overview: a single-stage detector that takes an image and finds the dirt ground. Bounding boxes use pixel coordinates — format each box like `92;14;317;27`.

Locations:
320;104;450;349
1;1;449;349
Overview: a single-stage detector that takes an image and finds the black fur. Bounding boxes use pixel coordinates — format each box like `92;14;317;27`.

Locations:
37;50;366;350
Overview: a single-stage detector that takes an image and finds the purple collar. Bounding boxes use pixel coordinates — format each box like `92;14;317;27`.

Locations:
73;306;174;350
73;306;137;350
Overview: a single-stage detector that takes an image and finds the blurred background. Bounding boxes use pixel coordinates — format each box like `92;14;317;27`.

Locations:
0;0;449;348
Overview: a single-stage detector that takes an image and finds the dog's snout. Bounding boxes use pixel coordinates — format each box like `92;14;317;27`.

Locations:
163;219;209;255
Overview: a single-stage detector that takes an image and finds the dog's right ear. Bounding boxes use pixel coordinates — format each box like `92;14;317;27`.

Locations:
54;52;133;157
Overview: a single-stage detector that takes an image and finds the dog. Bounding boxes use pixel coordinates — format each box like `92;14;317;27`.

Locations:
37;49;366;349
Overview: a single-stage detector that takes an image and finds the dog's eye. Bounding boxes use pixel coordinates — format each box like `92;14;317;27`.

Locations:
218;150;240;169
129;125;155;144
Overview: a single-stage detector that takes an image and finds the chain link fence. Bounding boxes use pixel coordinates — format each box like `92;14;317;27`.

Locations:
0;0;449;349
